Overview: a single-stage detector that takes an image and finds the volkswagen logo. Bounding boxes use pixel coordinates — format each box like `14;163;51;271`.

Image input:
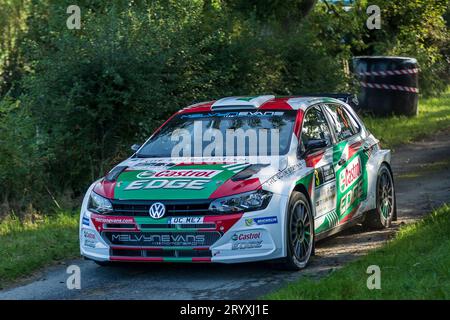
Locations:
149;202;166;219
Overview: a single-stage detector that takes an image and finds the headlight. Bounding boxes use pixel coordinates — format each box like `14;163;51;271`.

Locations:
88;192;113;214
209;189;272;213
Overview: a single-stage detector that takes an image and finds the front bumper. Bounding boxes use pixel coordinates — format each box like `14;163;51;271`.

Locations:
80;193;288;263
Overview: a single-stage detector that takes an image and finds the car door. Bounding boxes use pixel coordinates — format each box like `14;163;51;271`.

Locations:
322;103;368;224
300;105;338;234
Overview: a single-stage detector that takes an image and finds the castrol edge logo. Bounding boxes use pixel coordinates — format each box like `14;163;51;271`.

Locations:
136;169;222;179
339;156;362;193
125;169;223;191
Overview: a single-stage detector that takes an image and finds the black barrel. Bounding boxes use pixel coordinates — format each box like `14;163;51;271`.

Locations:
352;56;419;116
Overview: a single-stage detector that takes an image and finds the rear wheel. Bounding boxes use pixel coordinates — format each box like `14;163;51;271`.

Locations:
282;191;314;270
363;163;395;229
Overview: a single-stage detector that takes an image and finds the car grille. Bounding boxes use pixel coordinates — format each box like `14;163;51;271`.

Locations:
101;200;223;260
138;223;216;229
110;248;212;258
110;199;211;216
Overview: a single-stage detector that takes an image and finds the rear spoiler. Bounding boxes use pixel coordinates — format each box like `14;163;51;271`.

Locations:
304;93;359;110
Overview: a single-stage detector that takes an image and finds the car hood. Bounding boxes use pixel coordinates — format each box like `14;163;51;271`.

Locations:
94;157;290;200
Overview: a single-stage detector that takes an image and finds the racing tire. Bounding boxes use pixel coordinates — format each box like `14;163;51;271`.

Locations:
281;191;314;270
363;163;396;229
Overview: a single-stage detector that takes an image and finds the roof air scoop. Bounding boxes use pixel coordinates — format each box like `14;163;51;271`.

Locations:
211;95;275;110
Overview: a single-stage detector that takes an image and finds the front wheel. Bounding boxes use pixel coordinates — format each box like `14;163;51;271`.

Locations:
282;191;314;270
363;163;396;229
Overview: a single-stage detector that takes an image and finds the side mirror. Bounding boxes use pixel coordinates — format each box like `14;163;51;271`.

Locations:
131;144;141;152
298;139;328;158
305;139;328;151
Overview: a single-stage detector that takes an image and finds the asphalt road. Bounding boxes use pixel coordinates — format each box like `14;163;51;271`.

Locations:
1;130;450;300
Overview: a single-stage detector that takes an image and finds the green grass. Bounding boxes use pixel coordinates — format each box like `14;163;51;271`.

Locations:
0;213;79;288
266;205;450;300
363;89;450;149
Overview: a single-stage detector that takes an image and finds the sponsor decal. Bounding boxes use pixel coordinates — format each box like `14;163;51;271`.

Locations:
245;219;254;226
245;216;278;226
238;111;284;117
340;179;363;214
326;210;340;228
254;216;278;225
111;234;206;246
137;169;222;179
154;170;222;178
82;216;90;226
83;229;97;248
131;160;176;166
315;184;336;214
136;170;156;179
83;229;96;240
92;216;135;224
315;164;335;187
114;163;239;200
232;241;263;250
181;111;284;119
127;160;177;171
264;162;305;187
84;240;96;248
339;156;361;193
323;165;335;181
231;230;263;249
125;179;209;191
232;232;261;241
314;169;320;186
169;216;204;224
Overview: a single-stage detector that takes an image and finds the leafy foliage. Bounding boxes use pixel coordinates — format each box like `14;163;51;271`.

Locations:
365;0;450;97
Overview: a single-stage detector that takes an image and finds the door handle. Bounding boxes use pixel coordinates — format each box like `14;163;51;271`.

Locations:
338;158;346;166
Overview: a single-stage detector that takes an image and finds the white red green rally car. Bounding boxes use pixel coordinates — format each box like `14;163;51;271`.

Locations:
80;95;396;270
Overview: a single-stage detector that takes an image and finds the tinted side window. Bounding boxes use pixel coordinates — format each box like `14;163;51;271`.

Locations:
301;106;332;148
324;104;356;141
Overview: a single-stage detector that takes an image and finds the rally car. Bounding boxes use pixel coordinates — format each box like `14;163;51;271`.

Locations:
79;95;396;270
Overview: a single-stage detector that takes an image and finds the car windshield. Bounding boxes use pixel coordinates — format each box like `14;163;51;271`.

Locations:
136;110;296;158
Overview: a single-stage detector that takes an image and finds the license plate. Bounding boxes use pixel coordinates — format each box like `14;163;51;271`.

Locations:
169;217;204;225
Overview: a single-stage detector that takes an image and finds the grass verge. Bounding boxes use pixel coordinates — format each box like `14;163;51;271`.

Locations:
266;205;450;299
0;213;79;288
363;89;450;148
